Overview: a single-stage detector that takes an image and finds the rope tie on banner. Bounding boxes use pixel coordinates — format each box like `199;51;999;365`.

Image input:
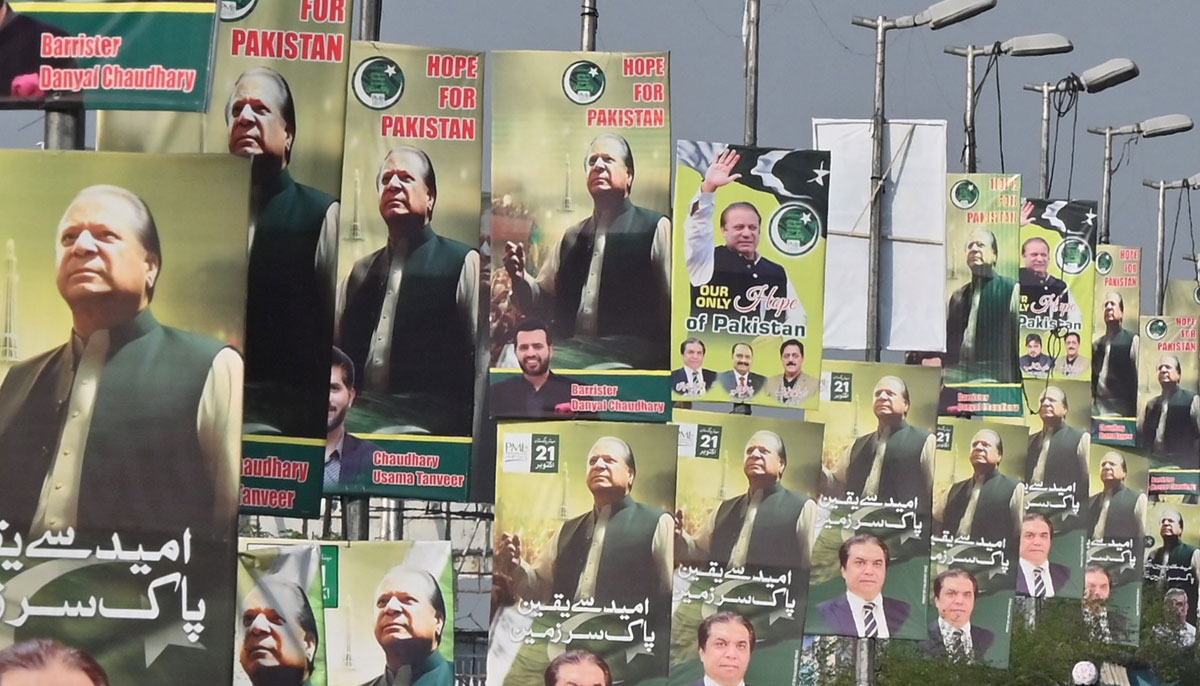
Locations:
851;123;917;235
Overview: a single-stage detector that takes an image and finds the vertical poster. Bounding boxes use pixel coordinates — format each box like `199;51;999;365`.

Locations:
1136;315;1199;468
1164;279;1200;318
927;419;1027;667
490;421;677;686
670;410;823;686
669;142;827;408
325;42;482;501
941;174;1023;416
1019;378;1091;600
235;541;327;686
489;51;671;422
99;0;353;517
0;151;249;683
1091;245;1141;445
1085;446;1148;646
1144;501;1200;636
805;362;940;641
1017;198;1098;381
1;0;216;109
320;541;455;686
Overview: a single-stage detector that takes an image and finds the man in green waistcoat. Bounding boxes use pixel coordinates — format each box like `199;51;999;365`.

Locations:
945;228;1020;383
936;429;1022;544
227;67;337;437
337;146;478;435
1092;291;1139;417
1138;355;1200;467
1088;451;1146;541
494;436;673;606
1146;509;1200;626
1025;386;1089;499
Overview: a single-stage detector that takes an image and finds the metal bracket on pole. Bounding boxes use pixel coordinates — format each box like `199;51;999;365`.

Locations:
580;0;597;51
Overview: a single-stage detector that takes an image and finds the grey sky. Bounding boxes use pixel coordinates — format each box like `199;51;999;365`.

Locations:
4;0;1198;310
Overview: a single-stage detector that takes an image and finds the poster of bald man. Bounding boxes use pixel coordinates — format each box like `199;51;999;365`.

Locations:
925;419;1027;668
98;0;354;517
1135;316;1200;468
805;362;940;641
668;141;827;409
489;51;672;423
669;410;823;685
0;150;250;683
941;174;1023;417
1084;446;1148;646
320;541;454;686
1017;198;1098;382
329;42;482;498
491;421;677;686
1090;245;1141;445
234;541;327;686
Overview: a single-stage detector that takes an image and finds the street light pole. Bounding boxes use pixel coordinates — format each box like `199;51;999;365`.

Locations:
1142;173;1200;313
580;0;598;51
744;0;760;146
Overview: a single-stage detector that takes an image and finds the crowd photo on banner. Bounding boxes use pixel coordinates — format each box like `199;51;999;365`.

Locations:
2;1;1200;685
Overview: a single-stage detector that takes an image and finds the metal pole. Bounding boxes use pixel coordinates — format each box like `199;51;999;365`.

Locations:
44;108;84;151
580;0;598;51
358;0;382;41
865;17;887;362
1039;83;1051;197
1099;128;1113;244
1156;181;1166;313
743;0;760;146
964;46;977;173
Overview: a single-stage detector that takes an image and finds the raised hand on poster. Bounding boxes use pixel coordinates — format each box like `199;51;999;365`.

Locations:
700;148;742;194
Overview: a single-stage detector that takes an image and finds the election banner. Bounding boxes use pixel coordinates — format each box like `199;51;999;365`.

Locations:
1091;245;1142;445
1019;378;1091;600
323;42;481;502
669;410;823;686
1;0;216;110
669;141;827;409
941;174;1023;417
491;420;677;686
99;0;352;518
319;540;454;686
1144;500;1200;631
234;541;327;686
1085;446;1149;646
1135;315;1199;468
1164;279;1200;318
488;51;671;423
805;362;940;641
926;419;1026;668
1017;198;1098;382
0;150;250;683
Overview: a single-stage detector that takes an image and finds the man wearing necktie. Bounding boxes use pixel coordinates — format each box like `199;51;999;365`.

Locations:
1092;291;1139;417
1137;354;1200;467
815;533;910;638
944;228;1020;383
920;568;993;662
1025;386;1088;504
716;342;765;401
325;346;382;490
1017;512;1070;597
1146;509;1200;626
494;436;673;606
1088;451;1146;542
936;429;1022;544
835;375;934;506
671;337;717;398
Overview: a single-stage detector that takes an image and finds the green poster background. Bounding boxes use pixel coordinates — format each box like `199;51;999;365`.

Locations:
491;420;677;686
1136;315;1199;468
669;409;823;686
1091;245;1142;443
242;436;324;517
1085;445;1149;646
319;540;454;686
927;418;1027;669
322;433;471;501
1144;501;1200;628
1018;198;1099;381
234;541;327;686
7;0;215;110
805;361;941;642
489;51;671;423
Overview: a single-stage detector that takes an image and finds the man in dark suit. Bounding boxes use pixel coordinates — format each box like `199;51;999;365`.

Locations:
816;534;910;638
1088;451;1146;541
1092;291;1139;417
716;342;765;401
1018;236;1070;321
920;568;994;662
1138;354;1200;467
239;576;319;686
543;650;612;686
692;611;754;686
936;429;1021;543
834;375;934;505
361;567;452;686
325;347;382;489
1017;513;1071;597
672;337;717;398
490;318;577;418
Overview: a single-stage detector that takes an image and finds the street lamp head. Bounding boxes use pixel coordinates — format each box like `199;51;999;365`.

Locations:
1078;58;1139;94
919;0;996;29
1000;33;1073;57
1188;171;1200;189
1139;114;1193;138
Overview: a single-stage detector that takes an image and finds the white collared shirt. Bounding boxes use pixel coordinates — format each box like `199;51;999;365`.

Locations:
703;676;746;686
1019;557;1056;598
938;617;974;657
846;590;890;638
